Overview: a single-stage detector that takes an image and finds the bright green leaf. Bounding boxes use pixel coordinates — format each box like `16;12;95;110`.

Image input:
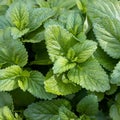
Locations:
0;106;15;120
0;65;22;91
45;73;81;95
45;25;77;62
77;95;98;115
6;1;29;30
24;99;71;120
18;70;30;91
53;56;76;74
72;40;97;63
68;58;110;92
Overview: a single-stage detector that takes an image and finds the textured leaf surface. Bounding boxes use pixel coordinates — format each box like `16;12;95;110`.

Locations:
6;1;29;38
93;17;120;59
59;106;77;119
87;0;120;22
0;106;15;120
45;74;80;95
66;10;83;35
48;0;76;9
72;40;97;63
0;15;11;29
24;99;71;120
27;71;56;99
111;61;120;85
77;95;98;115
45;25;77;62
28;8;55;31
0;65;22;91
6;1;29;30
68;58;110;92
94;47;117;71
0;29;28;67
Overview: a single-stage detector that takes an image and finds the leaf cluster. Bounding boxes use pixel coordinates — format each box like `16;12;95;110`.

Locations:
0;0;120;119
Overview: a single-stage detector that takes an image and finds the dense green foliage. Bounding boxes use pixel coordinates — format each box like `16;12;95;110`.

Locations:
0;0;120;119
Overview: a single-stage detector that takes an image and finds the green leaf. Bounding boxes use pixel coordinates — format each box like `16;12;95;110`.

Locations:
111;61;120;85
79;115;91;120
45;73;81;95
36;0;50;7
11;27;29;39
72;40;97;63
106;85;117;95
0;106;15;120
0;65;22;91
93;17;120;59
28;8;56;32
0;29;28;67
94;46;118;71
0;92;13;110
0;15;11;29
0;5;8;16
18;70;30;91
66;10;83;35
24;99;71;120
6;1;29;30
59;106;78;119
6;1;29;38
77;95;98;115
45;25;77;62
0;106;22;120
110;104;120;120
27;71;56;100
68;58;110;92
23;30;45;43
87;0;120;22
53;56;76;74
48;0;76;9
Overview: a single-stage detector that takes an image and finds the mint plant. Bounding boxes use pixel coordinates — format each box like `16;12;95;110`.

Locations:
0;0;120;119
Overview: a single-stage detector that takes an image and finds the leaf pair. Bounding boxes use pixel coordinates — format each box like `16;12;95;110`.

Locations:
24;94;98;120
